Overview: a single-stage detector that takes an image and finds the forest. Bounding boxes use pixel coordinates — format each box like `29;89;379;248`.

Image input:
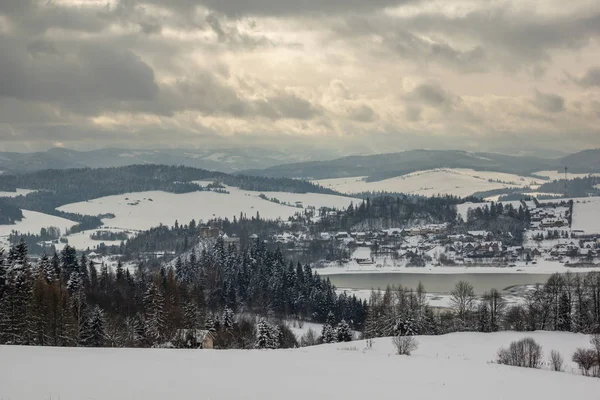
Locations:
0;164;339;232
0;238;365;349
2;237;599;351
364;271;600;339
0;198;23;225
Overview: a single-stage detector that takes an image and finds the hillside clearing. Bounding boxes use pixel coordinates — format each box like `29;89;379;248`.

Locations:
57;186;358;231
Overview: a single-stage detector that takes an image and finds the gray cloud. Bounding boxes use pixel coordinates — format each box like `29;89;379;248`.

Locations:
347;104;376;122
577;67;600;87
1;0;599;155
194;0;418;17
335;5;600;72
532;90;565;113
0;36;160;115
406;82;456;111
335;16;488;73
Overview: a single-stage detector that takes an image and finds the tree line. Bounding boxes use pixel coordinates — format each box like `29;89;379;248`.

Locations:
0;238;365;349
363;271;600;340
0;165;339;216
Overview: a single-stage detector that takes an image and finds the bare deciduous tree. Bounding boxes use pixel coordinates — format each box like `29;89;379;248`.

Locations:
392;335;418;356
572;348;598;376
497;337;543;369
549;350;564;372
484;288;506;332
450;281;475;322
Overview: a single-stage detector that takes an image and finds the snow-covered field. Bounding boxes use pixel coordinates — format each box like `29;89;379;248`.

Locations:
534;170;600;180
60;228;134;251
285;320;326;340
1;331;597;400
314;169;541;197
0;188;36;197
57;186;358;231
571;197;600;234
0;210;77;246
458;196;600;234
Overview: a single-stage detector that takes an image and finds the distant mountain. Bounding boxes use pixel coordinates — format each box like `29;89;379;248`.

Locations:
243;149;600;181
557;149;600;173
0;147;326;174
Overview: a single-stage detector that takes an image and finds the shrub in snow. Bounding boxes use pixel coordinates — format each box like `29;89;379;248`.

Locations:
572;348;598;377
497;337;543;369
549;350;564;372
300;328;318;347
393;335;418;356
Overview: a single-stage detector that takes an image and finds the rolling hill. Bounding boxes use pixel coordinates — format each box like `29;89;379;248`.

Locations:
0;147;326;174
243;149;600;181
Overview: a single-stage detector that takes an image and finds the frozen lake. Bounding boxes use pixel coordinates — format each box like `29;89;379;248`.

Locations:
325;272;583;294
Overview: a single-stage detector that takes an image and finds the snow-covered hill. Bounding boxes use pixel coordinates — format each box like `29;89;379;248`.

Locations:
1;331;597;400
57;186;358;231
314;168;541;197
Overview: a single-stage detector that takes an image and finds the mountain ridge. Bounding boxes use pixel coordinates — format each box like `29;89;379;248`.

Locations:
241;149;600;181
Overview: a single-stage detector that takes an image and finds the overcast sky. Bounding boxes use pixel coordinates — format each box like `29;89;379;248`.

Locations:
1;0;599;156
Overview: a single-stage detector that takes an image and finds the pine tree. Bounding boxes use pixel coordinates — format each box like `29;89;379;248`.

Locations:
0;241;34;345
205;316;216;333
558;291;572;332
223;307;234;331
395;317;418;336
60;245;78;282
144;282;166;345
268;324;280;349
321;317;336;344
336;319;352;342
255;318;270;349
84;306;106;347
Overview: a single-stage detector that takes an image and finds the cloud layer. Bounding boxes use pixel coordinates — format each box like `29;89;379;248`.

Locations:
1;0;599;155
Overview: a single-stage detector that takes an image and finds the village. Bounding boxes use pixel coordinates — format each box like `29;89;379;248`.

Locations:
235;198;600;271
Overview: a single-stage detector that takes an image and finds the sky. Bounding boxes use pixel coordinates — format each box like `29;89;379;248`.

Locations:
0;0;599;156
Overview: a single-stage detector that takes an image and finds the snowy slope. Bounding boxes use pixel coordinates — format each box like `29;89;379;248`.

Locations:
57;187;358;231
571;197;600;234
314;168;541;197
0;188;36;197
0;210;77;238
458;196;600;235
1;332;598;400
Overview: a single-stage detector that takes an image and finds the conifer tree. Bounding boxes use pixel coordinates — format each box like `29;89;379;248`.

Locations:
558;291;572;332
85;305;106;347
144;282;166;345
223;307;234;331
321;312;336;343
255;318;270;349
336;320;352;342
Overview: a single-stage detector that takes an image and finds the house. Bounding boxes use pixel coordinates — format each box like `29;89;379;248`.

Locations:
319;232;332;241
468;231;491;239
335;231;350;240
199;225;221;239
223;234;240;247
